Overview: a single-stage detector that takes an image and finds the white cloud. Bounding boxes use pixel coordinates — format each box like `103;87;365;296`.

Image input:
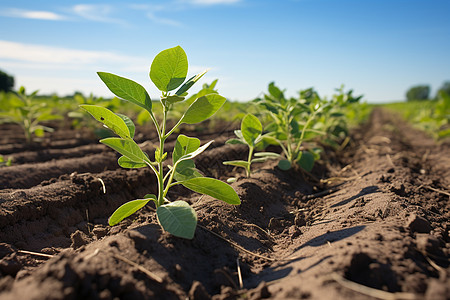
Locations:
0;8;66;21
0;40;137;65
71;4;127;25
146;12;182;27
0;40;213;97
183;0;241;5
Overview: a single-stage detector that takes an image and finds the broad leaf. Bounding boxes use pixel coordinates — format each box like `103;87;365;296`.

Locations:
80;105;131;139
150;46;188;92
118;156;147;168
173;135;200;163
181;177;240;205
297;151;315;172
109;198;153;226
241;114;262;146
116;113;135;138
163;95;185;105
157;200;197;239
278;159;291;170
101;138;148;163
174;160;203;182
268;82;284;100
97;72;152;111
181;94;226;124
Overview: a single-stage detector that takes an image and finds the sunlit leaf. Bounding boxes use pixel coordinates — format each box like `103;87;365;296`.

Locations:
150;46;188;92
180;177;240;205
157;200;197;239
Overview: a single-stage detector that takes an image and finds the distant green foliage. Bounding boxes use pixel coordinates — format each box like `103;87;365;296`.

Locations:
384;91;450;140
436;81;450;98
253;82;364;171
0;87;62;143
0;70;14;93
406;85;430;101
0;155;13;167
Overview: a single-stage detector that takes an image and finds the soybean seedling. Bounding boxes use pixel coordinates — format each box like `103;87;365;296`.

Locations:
0;87;61;143
224;113;279;179
254;82;325;171
81;46;240;239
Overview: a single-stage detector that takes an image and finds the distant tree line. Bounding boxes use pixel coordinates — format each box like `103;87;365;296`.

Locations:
0;69;14;93
406;81;450;101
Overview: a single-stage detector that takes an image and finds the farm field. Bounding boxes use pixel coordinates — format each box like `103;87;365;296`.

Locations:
0;104;449;299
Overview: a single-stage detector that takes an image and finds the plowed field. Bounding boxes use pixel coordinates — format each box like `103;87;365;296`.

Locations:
0;108;449;299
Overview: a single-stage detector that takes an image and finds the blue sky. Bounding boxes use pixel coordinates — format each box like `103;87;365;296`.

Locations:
0;0;449;103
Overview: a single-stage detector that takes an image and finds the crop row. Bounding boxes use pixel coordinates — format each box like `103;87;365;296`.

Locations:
0;46;369;239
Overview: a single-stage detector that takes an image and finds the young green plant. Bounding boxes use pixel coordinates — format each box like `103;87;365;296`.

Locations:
254;82;325;171
223;113;278;179
0;87;61;143
81;46;240;239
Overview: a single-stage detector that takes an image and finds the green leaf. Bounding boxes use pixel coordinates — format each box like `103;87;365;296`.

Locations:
109;198;152;226
173;135;201;164
181;94;226;124
177;140;213;163
254;152;280;158
116;113;135;138
225;138;245;145
118;156;147;168
97;72;152;111
150;46;188;92
80;105;131;139
180;177;240;205
297;151;315;172
163;95;185;105
241;114;262;146
175;69;208;96
174;160;203;182
101;138;148;163
251;157;270;163
223;160;249;169
278;159;291;170
268;82;284;100
157;200;197;239
36;113;63;122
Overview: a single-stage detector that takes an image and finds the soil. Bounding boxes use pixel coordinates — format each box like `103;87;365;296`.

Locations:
0;108;449;300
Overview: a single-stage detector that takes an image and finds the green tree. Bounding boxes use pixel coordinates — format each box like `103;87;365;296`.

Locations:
406;85;430;101
436;81;450;98
0;70;14;92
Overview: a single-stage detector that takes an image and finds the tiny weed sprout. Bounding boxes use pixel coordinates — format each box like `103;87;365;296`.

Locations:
224;113;278;179
81;46;240;239
0;87;62;143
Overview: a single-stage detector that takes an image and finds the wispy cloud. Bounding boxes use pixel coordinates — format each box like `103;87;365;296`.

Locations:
182;0;242;5
128;4;182;27
146;12;183;27
0;40;212;97
70;4;128;26
0;8;66;21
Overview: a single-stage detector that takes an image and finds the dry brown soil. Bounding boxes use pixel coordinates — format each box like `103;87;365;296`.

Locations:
0;108;449;299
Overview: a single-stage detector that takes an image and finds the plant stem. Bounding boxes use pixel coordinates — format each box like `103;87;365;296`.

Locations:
246;146;254;177
157;104;168;207
294;111;315;159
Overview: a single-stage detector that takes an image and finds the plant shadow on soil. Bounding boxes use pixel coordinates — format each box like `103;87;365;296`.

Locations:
330;185;379;208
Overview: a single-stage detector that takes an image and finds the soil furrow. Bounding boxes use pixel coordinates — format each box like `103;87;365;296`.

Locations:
0;109;448;300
